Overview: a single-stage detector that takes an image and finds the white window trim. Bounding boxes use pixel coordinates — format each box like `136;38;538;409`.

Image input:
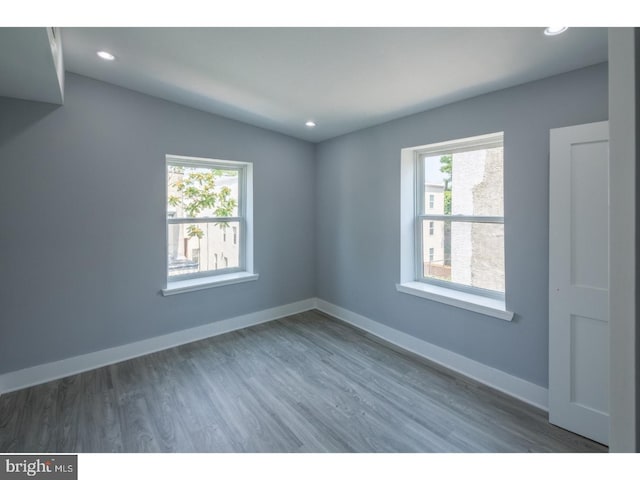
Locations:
163;154;255;295
395;282;513;321
399;133;513;321
162;271;259;296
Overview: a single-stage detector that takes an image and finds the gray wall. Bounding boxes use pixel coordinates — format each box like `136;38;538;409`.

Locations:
315;63;608;388
0;73;316;374
635;27;640;452
608;28;637;452
0;64;610;390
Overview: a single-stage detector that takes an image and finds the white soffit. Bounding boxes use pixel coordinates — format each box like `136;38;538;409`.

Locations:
0;27;64;105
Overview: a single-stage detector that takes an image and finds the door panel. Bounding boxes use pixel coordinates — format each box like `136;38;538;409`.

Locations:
549;121;609;446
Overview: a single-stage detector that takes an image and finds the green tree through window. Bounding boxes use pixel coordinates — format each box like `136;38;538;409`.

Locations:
168;166;238;255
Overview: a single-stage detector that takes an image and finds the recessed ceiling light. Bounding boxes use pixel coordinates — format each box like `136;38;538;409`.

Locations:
305;121;316;128
97;50;115;61
544;27;568;36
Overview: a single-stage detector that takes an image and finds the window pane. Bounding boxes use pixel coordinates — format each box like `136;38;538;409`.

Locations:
423;146;503;216
167;165;239;219
422;219;504;293
168;221;240;277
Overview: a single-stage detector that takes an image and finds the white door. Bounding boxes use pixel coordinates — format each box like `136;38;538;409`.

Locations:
549;121;609;445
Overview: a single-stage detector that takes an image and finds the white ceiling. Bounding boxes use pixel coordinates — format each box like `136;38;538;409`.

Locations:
61;27;608;142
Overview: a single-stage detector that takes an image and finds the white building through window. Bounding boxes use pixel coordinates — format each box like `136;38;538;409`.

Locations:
400;132;505;301
165;155;255;291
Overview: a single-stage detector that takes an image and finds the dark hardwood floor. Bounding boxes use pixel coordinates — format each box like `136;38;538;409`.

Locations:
0;310;606;452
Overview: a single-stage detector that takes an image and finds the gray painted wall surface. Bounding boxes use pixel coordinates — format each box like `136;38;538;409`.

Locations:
0;64;609;390
608;29;637;452
635;27;640;452
315;63;608;388
637;28;640;452
0;73;316;374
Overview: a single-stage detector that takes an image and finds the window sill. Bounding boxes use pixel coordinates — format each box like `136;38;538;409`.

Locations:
162;272;259;296
395;281;514;321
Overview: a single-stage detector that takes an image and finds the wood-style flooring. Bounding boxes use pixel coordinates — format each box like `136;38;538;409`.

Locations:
0;310;606;452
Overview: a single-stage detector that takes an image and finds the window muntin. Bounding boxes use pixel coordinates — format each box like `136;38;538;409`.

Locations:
416;132;505;298
167;156;247;281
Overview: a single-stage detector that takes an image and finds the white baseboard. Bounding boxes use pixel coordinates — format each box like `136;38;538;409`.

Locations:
314;298;549;411
1;296;549;412
0;298;315;395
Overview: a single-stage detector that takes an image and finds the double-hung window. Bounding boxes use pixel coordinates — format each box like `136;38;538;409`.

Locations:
399;132;511;320
416;132;505;297
163;155;256;295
